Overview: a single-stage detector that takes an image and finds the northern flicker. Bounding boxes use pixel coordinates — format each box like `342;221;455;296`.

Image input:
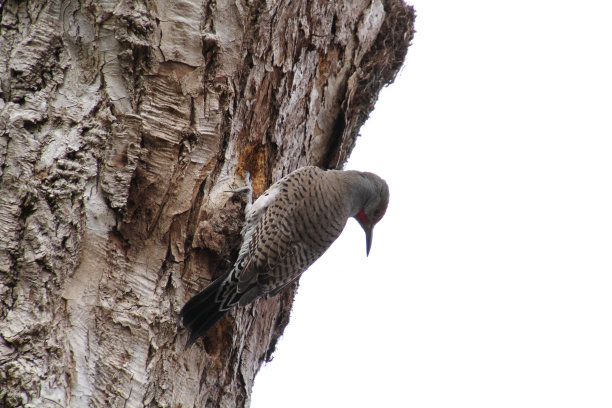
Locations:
179;166;389;346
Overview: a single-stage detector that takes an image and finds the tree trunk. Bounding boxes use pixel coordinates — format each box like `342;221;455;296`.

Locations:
0;0;414;406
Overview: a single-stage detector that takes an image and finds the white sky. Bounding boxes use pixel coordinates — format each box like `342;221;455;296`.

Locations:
252;1;612;407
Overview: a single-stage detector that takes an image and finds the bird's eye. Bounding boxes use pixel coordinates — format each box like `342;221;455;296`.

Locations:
373;209;380;217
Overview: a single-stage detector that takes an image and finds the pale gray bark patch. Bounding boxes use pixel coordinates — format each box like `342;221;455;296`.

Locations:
0;0;414;406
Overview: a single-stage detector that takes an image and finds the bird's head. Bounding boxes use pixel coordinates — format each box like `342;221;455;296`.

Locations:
353;172;389;256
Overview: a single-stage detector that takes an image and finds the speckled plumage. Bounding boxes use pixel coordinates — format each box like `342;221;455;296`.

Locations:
179;166;389;346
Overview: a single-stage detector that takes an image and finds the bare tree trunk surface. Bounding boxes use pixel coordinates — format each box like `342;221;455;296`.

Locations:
0;0;414;406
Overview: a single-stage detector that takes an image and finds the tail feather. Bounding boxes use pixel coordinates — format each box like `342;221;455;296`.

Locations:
179;274;231;347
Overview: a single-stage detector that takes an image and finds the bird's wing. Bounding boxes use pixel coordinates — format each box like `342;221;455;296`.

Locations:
235;167;324;304
260;241;318;294
235;241;316;305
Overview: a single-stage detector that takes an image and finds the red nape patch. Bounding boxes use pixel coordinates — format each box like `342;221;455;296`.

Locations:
356;209;370;225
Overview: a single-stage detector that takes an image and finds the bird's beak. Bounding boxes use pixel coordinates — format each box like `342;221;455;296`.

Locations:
364;225;373;256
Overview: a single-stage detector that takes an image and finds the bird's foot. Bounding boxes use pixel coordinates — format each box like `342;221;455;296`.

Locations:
226;171;253;206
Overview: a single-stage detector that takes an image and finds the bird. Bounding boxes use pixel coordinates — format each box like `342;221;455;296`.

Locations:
178;166;389;347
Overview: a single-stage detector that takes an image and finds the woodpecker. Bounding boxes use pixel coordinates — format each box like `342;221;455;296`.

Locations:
179;166;389;346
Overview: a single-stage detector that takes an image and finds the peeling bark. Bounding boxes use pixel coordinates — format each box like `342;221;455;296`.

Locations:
0;0;415;406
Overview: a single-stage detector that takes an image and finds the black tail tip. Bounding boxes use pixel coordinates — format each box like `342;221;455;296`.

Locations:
177;303;229;348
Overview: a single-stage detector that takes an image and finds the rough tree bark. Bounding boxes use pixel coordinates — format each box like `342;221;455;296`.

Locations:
0;0;414;406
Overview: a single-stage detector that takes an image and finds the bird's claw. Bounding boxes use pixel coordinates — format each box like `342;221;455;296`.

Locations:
226;171;253;206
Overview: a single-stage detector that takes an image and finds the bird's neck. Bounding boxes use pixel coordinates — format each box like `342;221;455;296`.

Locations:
331;170;374;218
